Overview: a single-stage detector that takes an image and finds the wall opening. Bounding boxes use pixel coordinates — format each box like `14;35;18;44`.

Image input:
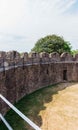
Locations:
46;69;49;75
63;70;67;80
14;51;16;59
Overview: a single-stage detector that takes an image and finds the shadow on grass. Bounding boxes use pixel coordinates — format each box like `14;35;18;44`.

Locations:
0;82;77;130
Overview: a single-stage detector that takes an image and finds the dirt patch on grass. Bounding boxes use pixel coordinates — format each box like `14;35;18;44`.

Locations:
39;83;78;130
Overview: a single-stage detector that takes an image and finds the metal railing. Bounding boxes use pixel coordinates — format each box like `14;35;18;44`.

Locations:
0;113;13;130
0;94;41;130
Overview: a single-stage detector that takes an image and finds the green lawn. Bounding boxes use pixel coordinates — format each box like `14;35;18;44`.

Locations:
0;84;57;130
0;82;78;130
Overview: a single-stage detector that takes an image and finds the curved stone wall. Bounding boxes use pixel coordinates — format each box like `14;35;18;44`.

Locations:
0;51;78;67
0;51;78;115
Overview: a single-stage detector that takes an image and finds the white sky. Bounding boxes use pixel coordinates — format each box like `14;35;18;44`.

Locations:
0;0;78;52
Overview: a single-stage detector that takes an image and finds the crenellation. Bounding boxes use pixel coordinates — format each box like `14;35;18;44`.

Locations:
40;52;50;63
6;51;20;60
49;52;60;62
29;52;40;63
60;52;73;61
0;51;78;68
29;52;39;58
21;52;28;62
0;51;6;59
74;54;78;61
0;51;78;115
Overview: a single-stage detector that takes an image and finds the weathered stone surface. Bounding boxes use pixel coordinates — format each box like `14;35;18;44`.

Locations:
29;52;40;63
6;51;20;60
74;54;78;61
0;51;6;58
0;51;78;115
40;52;49;62
21;52;28;62
61;52;73;61
49;52;60;62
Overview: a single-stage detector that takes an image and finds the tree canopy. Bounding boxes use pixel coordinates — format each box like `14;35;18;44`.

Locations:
71;49;78;56
31;35;72;54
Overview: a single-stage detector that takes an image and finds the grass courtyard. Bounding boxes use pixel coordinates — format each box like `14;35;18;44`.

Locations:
0;82;78;130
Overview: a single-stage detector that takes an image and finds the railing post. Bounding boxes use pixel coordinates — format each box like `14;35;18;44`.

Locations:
0;114;13;130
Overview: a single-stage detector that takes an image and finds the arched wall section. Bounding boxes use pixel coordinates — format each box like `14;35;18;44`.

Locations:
0;62;78;115
0;51;78;115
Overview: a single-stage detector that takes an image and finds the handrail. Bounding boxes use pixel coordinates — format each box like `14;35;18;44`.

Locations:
0;94;41;130
0;113;13;130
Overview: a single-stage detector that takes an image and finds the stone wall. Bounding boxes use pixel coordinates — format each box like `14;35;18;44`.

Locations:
0;51;78;115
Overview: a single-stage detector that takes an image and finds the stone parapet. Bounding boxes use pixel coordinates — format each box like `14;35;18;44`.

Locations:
0;51;78;115
0;51;78;68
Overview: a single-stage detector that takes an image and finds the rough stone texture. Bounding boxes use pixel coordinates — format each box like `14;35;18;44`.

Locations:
0;51;6;59
0;51;78;115
29;52;40;63
21;52;29;63
74;54;78;61
6;51;20;60
49;52;60;62
60;52;73;61
40;52;50;63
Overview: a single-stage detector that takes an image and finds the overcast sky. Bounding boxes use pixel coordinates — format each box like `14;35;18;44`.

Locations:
0;0;78;52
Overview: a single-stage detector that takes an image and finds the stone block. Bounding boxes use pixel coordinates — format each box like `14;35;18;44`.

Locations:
60;52;73;61
49;52;60;62
40;52;49;63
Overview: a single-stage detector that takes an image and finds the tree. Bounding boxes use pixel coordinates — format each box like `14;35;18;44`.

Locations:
31;35;72;54
71;49;78;56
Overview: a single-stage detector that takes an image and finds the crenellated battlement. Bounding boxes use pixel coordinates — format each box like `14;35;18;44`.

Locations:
0;50;78;116
0;51;78;68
